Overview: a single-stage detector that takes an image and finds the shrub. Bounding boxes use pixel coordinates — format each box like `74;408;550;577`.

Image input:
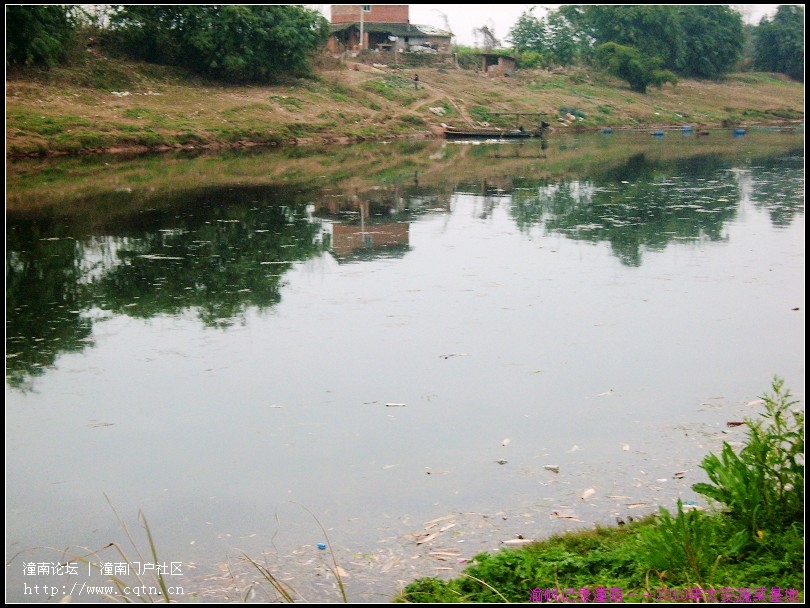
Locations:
692;376;804;536
596;42;678;94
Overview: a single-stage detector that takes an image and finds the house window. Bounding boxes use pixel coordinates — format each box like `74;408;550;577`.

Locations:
362;5;371;12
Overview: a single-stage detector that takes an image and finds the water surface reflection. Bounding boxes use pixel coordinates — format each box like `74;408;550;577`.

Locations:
5;133;804;602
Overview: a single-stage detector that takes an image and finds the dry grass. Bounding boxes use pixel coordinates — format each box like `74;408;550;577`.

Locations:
6;56;804;157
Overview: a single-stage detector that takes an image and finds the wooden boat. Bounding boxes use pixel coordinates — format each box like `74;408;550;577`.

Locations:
443;123;550;140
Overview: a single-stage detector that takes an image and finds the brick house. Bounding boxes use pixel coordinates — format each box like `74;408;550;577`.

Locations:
477;53;517;76
327;5;452;54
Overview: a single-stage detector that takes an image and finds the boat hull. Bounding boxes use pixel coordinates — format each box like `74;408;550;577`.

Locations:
444;128;546;140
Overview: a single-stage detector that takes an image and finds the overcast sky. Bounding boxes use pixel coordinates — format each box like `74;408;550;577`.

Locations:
311;5;785;48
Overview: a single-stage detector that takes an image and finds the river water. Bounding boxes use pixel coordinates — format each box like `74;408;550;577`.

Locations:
5;130;804;602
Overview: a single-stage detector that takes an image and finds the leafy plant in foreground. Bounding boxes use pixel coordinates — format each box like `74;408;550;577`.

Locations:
692;376;804;537
638;500;747;586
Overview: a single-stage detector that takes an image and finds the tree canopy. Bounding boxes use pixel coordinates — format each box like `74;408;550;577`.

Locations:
109;5;330;82
596;42;678;94
6;5;81;67
754;5;804;81
509;4;747;82
508;7;548;53
674;5;744;78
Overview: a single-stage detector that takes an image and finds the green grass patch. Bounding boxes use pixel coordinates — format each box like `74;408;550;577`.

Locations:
470;105;492;123
738;108;804;121
132;130;166;147
362;74;417;102
329;91;350;103
8;111;94;136
52;132;109;151
398;115;426;127
120;107;174;127
269;95;304;111
175;131;207;145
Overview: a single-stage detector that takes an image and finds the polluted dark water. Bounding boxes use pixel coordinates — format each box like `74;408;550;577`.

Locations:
5;132;805;602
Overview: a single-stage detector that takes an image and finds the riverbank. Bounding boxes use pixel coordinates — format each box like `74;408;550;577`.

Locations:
6;54;804;158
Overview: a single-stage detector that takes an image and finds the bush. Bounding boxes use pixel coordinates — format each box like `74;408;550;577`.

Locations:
596;42;677;94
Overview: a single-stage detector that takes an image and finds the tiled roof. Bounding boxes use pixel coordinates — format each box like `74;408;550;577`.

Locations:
330;22;452;38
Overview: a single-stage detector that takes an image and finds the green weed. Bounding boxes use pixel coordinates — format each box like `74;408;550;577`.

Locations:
269;95;304;111
692;376;804;537
638;500;746;586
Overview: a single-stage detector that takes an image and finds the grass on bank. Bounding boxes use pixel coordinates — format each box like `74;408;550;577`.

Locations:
6;44;805;157
395;376;804;603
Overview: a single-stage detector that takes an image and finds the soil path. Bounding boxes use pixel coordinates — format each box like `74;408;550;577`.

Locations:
416;79;476;127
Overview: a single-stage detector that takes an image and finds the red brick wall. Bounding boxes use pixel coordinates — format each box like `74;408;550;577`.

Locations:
331;223;409;258
331;5;409;24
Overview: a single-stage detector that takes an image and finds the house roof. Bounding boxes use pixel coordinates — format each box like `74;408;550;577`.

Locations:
330;22;452;38
474;52;516;59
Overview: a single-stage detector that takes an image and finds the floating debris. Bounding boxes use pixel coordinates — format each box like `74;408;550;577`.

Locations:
137;254;183;260
543;465;560;473
424;514;456;528
726;421;745;427
502;538;535;547
385;403;406;407
495;459;508;465
501;438;511;447
429;549;461;560
551;509;580;521
581;488;596;500
673;471;686;479
415;532;439;545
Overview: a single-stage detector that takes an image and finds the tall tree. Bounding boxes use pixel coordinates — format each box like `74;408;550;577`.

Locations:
109;5;330;82
546;10;581;66
507;6;588;67
754;5;804;81
676;6;744;79
6;5;80;67
555;5;745;79
576;5;683;70
507;7;548;54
